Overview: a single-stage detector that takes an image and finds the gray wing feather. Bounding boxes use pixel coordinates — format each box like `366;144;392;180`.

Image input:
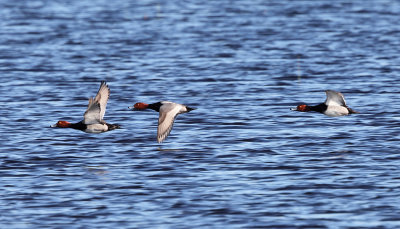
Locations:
157;103;182;143
83;81;110;124
325;90;347;107
95;81;110;120
84;102;101;124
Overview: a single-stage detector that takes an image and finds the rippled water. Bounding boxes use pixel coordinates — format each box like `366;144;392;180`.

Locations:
1;0;400;228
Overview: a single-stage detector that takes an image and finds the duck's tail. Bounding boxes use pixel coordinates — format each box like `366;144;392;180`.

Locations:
107;123;121;131
348;108;359;114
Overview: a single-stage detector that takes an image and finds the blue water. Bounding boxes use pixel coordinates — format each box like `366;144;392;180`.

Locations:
1;0;400;228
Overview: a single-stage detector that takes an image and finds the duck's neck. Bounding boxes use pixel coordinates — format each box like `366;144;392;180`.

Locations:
70;121;87;131
309;103;328;113
148;102;163;112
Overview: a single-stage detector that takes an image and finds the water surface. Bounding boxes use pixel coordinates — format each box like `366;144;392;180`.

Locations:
1;0;400;228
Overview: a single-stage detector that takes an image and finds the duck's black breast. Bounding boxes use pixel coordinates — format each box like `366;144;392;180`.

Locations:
148;102;163;112
309;103;328;113
70;121;87;131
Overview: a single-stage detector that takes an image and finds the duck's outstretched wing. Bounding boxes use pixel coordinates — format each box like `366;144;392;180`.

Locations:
94;81;110;120
157;103;182;143
325;90;347;107
83;81;110;124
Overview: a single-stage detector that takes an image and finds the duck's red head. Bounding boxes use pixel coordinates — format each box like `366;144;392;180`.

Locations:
55;120;72;128
134;102;149;109
295;104;310;112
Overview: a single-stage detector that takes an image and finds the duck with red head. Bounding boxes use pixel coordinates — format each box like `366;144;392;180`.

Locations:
54;120;72;128
51;81;120;133
293;104;310;112
129;101;195;143
291;90;358;117
133;102;149;110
